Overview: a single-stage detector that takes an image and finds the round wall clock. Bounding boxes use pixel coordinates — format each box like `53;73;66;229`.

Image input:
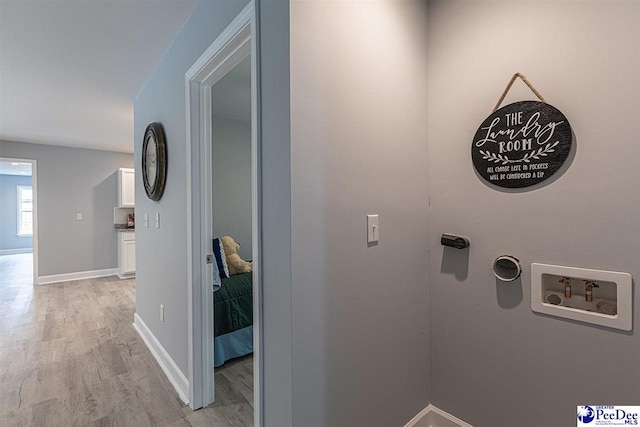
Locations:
142;122;167;201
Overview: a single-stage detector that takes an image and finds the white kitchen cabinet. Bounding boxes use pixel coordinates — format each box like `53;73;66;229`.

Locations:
117;168;135;207
118;232;135;278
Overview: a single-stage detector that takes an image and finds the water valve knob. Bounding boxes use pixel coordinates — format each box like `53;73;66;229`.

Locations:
441;234;470;249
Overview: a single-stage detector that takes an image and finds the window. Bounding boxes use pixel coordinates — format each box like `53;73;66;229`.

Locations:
17;185;32;236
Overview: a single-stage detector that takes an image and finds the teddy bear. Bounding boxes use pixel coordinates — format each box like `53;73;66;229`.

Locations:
220;236;253;275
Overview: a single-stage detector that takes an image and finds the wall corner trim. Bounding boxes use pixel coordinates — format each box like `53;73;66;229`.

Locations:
133;313;189;405
37;268;118;285
404;404;474;427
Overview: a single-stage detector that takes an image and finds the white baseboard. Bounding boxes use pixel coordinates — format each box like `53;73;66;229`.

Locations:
37;268;118;285
405;406;432;427
405;404;473;427
133;313;189;405
0;248;32;255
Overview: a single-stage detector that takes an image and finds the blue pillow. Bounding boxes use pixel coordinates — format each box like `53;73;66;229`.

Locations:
212;259;221;292
213;238;230;279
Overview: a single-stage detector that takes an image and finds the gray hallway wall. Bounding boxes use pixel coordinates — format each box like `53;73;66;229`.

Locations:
290;1;430;426
134;0;292;427
427;1;640;425
136;1;429;425
133;0;250;382
133;2;296;423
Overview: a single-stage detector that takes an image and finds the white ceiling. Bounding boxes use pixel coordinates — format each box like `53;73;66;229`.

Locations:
0;0;198;153
0;161;32;176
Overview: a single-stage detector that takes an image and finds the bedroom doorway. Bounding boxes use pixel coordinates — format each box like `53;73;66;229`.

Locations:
0;158;38;288
185;2;262;424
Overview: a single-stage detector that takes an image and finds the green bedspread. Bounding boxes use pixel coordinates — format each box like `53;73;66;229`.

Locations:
214;272;253;337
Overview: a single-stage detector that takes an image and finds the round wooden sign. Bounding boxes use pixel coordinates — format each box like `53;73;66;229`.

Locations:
471;101;572;188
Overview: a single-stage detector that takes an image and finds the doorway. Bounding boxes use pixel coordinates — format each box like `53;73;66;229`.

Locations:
0;158;38;288
185;2;262;424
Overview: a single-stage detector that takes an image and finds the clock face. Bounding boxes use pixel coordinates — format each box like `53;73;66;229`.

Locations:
145;135;157;188
142;122;166;201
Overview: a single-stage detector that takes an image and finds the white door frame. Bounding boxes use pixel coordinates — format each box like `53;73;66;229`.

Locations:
0;157;38;285
185;2;262;423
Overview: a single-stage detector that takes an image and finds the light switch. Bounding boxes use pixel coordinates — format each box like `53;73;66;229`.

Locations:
76;212;83;221
367;214;379;243
144;213;149;228
155;212;160;229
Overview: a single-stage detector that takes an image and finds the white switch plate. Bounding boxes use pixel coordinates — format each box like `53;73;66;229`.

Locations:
155;212;160;229
160;304;165;322
76;212;83;221
144;213;149;228
367;214;379;243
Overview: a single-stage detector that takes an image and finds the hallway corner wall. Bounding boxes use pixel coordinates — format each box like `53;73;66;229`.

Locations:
427;1;640;425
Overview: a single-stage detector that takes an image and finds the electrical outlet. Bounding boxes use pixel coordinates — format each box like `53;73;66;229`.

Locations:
76;212;83;221
160;304;165;322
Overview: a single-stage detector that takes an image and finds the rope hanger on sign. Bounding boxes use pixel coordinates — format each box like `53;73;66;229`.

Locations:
491;72;546;113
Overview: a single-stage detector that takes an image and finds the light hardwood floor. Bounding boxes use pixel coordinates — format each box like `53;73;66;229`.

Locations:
0;254;253;427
